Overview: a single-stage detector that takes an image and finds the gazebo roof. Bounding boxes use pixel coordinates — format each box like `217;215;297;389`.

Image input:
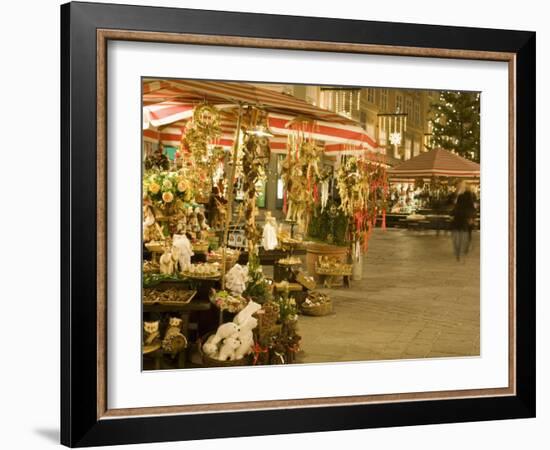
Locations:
388;148;480;178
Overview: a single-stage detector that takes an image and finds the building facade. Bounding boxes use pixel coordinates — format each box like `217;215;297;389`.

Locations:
258;83;436;162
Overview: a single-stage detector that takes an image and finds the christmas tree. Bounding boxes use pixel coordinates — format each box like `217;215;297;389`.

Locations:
430;91;480;162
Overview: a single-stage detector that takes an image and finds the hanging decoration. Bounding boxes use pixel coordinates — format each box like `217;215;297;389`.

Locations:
281;118;322;233
320;87;361;118
336;155;388;258
181;103;224;202
378;112;407;158
241;107;272;255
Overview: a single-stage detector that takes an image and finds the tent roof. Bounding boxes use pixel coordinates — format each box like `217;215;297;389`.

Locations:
143;79;380;152
143;79;358;126
388;148;480;178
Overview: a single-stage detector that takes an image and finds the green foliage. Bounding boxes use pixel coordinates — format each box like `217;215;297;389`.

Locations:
142;272;191;288
242;251;272;304
307;202;349;246
430;91;480;162
275;288;298;324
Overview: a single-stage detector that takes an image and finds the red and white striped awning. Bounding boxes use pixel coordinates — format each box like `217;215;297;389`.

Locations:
143;79;357;124
143;79;381;153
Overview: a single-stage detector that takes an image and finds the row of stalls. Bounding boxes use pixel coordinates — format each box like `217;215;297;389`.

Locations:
141;79;391;369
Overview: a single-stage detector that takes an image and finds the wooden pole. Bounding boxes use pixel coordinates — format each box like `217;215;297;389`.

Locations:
221;103;243;290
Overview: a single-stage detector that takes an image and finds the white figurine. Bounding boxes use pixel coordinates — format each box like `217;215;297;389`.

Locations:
143;205;156;242
262;211;279;251
233;300;262;327
234;316;258;360
209;322;240;346
225;264;248;295
159;246;174;275
172;233;194;272
202;312;259;362
217;336;241;361
321;179;329;212
202;334;219;358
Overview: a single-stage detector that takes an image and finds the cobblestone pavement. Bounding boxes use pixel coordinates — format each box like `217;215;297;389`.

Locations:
296;229;480;364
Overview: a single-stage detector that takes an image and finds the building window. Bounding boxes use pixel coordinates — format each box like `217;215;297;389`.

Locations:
379;119;387;145
367;88;375;103
395;94;403;113
379;89;388;111
359;111;368;130
405;97;413;116
404;138;412;160
256;178;266;208
414;102;421;125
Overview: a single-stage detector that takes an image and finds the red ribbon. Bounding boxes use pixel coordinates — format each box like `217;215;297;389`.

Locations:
288;344;300;354
313;183;319;203
252;342;268;365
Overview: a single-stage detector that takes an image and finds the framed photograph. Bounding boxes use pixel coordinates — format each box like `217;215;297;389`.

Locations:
61;1;535;447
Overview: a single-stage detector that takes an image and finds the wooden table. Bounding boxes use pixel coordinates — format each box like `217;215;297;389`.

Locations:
142;291;211;369
315;267;352;288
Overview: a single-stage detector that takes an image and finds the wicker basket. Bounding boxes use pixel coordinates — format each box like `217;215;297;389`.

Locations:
198;333;252;368
181;271;221;280
295;271;316;290
192;241;210;253
301;299;333;316
207;252;239;272
145;241;165;253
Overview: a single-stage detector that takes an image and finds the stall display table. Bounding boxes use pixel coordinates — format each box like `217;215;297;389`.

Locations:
315;266;352;288
273;260;302;282
142;290;212;369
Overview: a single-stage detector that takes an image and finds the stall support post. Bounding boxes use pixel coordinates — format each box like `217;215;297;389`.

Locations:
221;103;243;291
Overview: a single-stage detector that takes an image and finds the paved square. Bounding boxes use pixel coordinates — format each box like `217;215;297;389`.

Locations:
296;229;480;363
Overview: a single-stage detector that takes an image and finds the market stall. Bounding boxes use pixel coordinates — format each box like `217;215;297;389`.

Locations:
386;148;480;228
141;79;388;370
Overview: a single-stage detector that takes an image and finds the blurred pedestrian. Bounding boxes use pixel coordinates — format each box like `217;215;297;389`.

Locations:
450;180;476;261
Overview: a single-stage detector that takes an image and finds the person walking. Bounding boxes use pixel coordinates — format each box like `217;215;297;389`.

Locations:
450;180;476;261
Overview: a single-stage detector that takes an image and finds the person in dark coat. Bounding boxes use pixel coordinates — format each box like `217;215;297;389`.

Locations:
450;180;477;261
